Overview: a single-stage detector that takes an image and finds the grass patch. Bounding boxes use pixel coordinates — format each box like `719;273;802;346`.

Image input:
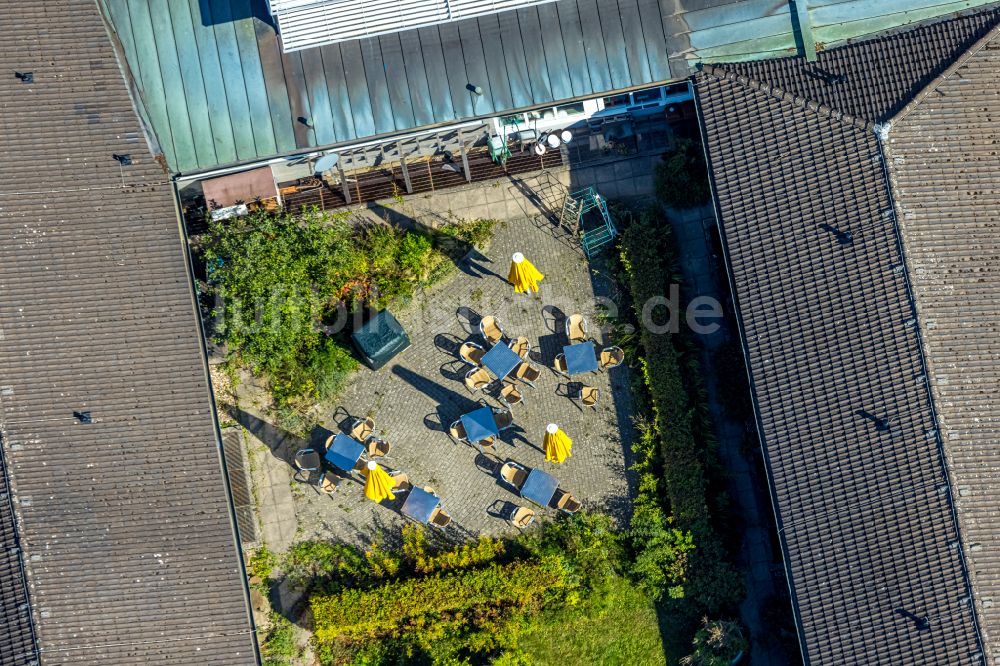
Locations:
518;577;667;666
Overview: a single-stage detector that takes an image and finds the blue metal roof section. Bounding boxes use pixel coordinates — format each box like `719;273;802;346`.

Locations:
100;0;1000;173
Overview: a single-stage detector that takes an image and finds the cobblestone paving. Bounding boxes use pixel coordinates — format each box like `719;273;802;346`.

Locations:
291;214;638;545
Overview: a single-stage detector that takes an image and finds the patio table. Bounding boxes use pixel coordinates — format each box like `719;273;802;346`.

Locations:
521;468;559;507
401;487;440;524
460;406;499;443
481;342;521;380
324;433;365;473
563;341;598;375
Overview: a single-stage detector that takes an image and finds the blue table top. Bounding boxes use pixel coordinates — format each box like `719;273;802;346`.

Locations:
521;468;559;507
564;341;598;375
324;433;365;472
481;342;521;379
461;406;499;443
402;487;440;523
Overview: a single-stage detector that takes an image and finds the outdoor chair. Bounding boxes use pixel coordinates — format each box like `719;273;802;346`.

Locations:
499;461;529;491
579;385;600;410
479;315;507;345
465;366;492;392
508;336;531;360
514;362;540;388
600;346;625;371
554;489;582;514
459;341;486;367
449;420;469;442
477;435;498;456
389;471;411;494
493;408;514;430
351;416;375;442
320;472;341;495
553;354;568;376
499;384;523;409
366;436;391;458
565;314;588;343
507;505;536;529
293;448;321;484
430;507;452;528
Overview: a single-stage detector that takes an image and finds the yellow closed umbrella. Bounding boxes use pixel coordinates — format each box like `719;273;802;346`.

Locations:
362;461;396;502
544;423;572;463
508;252;545;293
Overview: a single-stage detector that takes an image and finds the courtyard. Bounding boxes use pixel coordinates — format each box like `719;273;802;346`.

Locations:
236;206;638;549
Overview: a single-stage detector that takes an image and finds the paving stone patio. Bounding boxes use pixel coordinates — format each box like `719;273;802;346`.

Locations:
236;204;641;548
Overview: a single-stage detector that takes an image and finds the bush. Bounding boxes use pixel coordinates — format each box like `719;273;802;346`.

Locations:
680;618;747;666
620;211;743;614
654;139;711;209
402;525;505;574
627;421;695;600
261;613;303;666
247;546;278;582
283;540;370;592
203;209;496;411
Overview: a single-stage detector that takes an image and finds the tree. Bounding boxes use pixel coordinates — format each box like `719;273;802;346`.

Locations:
680;618;748;666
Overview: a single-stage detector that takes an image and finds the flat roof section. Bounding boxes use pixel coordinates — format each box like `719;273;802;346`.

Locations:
0;1;257;663
98;0;1000;174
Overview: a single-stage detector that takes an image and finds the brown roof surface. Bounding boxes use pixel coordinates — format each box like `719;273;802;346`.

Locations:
696;9;1000;665
883;24;1000;664
0;451;36;665
0;2;257;664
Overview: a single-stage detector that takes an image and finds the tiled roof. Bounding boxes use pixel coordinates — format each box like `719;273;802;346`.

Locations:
0;2;257;663
883;24;1000;664
695;9;1000;665
0;449;36;665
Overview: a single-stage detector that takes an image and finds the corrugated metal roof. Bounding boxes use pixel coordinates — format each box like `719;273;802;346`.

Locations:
883;24;1000;663
0;2;258;663
695;8;1000;664
98;0;1000;174
270;0;561;51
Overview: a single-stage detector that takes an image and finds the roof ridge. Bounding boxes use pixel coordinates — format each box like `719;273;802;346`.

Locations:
887;20;1000;130
701;63;873;132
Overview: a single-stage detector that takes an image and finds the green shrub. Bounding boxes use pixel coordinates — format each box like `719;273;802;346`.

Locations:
628;422;695;600
283;540;370;591
402;525;505;574
203;209;496;410
311;556;569;661
680;618;747;666
261;613;303;666
654;139;711;209
620;211;743;614
247;546;278;582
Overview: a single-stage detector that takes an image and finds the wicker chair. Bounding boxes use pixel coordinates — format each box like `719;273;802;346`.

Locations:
514;362;541;387
579;385;600;410
430;507;452;528
599;346;625;371
389;471;411;494
366;437;391;458
565;314;588;343
350;416;375;442
508;336;531;360
499;384;523;408
493;408;514;430
479;315;506;345
449;420;468;442
507;505;536;529
459;341;485;366
320;472;341;495
553;354;568;376
555;489;582;514
465;366;492;392
477;435;498;455
499;461;528;491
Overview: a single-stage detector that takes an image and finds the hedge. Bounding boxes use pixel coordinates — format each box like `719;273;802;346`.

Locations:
620;210;743;614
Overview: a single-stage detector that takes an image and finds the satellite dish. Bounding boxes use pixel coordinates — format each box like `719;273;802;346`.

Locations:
314;152;340;175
